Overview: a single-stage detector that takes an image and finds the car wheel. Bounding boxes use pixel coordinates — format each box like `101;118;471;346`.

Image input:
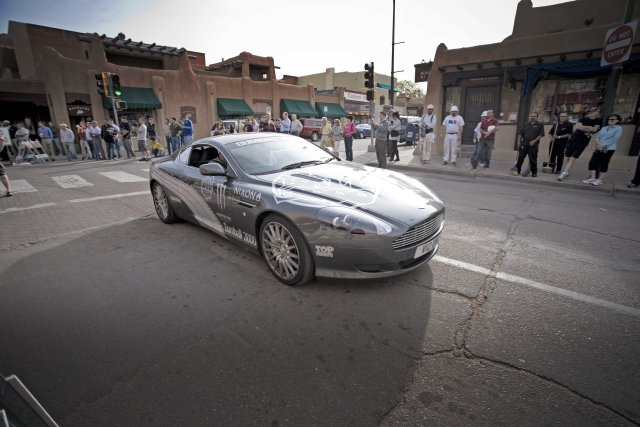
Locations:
311;132;319;142
151;181;177;223
260;214;314;286
359;131;365;139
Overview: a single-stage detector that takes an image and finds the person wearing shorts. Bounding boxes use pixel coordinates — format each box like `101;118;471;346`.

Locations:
0;133;13;196
558;107;601;181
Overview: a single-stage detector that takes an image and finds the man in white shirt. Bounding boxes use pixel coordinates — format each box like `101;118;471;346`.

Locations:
419;104;437;164
290;114;303;136
137;117;150;161
441;106;465;166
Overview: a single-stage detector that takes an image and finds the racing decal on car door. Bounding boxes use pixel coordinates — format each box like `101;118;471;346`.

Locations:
151;167;225;235
200;177;227;210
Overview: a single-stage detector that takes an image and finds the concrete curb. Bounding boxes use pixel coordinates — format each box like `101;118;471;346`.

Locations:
352;148;639;196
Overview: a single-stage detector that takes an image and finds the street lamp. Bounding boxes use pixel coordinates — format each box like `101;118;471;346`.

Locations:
390;0;404;109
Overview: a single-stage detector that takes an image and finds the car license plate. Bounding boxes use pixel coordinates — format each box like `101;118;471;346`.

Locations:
414;239;436;258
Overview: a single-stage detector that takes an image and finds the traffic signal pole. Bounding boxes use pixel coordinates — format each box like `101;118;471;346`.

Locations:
364;62;376;152
94;72;121;127
106;73;119;127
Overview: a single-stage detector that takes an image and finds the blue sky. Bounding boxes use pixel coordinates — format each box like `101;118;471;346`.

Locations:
2;0;571;85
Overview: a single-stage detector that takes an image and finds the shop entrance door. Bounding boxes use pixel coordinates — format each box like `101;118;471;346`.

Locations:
462;86;498;145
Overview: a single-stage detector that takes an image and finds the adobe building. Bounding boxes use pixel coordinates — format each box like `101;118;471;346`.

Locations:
299;67;398;122
0;21;345;138
419;0;640;170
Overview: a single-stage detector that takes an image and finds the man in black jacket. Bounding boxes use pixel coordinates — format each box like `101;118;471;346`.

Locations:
515;112;545;177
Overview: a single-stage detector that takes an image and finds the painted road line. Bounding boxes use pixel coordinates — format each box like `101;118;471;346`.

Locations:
51;175;94;189
68;191;149;203
99;171;148;183
10;179;38;193
433;255;640;319
0;203;57;214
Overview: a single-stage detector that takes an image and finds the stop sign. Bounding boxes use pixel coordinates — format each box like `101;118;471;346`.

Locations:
601;20;638;66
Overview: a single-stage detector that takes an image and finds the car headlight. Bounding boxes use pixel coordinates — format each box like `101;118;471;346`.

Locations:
316;206;392;235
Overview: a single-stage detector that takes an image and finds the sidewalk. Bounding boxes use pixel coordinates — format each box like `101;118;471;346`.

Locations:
351;142;640;195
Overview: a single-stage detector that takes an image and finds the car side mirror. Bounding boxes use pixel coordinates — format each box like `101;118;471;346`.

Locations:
199;161;226;176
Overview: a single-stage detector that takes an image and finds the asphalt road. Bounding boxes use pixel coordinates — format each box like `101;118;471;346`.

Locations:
0;157;639;426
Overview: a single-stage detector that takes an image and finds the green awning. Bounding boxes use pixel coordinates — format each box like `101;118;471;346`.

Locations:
102;87;162;109
315;102;347;119
280;99;317;118
217;98;254;117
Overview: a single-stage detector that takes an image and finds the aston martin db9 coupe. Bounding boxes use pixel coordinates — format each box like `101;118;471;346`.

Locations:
149;133;445;285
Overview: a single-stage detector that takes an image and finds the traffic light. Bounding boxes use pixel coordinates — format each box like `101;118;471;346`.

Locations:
364;62;374;101
95;73;105;95
111;74;122;97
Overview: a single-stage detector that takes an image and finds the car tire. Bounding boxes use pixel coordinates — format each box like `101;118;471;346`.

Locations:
259;214;314;286
311;132;319;142
359;131;365;139
151;181;177;224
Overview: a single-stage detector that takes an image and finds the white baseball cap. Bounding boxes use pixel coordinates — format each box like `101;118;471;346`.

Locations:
427;104;434;110
450;106;459;112
481;111;488;117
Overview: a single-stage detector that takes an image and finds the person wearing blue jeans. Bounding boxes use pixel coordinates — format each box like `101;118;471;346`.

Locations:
181;113;194;146
343;115;356;161
59;123;78;161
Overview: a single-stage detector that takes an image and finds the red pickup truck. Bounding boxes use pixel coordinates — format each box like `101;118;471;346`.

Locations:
299;118;323;142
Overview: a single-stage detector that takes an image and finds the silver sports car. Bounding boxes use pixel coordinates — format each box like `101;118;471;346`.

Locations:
149;133;445;285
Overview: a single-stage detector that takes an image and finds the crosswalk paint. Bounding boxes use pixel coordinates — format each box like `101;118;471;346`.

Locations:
98;171;148;183
68;191;149;203
51;175;94;189
0;202;56;214
10;179;38;193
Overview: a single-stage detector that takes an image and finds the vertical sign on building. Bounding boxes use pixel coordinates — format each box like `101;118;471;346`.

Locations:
601;20;638;66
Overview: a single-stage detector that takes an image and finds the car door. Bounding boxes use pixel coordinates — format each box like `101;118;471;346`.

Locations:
180;144;234;236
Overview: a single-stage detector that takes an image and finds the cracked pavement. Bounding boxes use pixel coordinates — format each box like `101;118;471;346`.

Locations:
1;159;639;426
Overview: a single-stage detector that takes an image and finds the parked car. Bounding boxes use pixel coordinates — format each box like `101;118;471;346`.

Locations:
149;133;445;286
353;123;371;139
222;119;248;133
299;118;323;142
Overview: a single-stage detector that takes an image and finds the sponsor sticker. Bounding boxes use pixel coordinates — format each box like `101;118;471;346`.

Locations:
315;245;335;258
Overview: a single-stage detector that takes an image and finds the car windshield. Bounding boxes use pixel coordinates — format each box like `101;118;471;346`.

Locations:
227;135;335;175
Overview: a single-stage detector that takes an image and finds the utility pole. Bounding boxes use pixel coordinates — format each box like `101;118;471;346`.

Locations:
391;0;395;109
390;0;404;110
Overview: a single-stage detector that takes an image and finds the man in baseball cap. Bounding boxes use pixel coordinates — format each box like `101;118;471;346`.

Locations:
442;106;464;165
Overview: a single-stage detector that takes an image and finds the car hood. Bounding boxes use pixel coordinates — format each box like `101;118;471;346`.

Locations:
258;161;443;225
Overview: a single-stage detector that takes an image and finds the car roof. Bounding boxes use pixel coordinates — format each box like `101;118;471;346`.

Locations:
194;132;298;147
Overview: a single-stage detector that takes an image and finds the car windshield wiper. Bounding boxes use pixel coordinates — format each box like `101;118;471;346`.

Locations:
323;156;337;163
281;160;323;170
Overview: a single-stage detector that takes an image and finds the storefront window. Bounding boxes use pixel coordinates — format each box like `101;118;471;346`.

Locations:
444;87;462;113
529;80;557;123
556;79;601;123
500;81;520;123
529;74;640;124
613;74;640;123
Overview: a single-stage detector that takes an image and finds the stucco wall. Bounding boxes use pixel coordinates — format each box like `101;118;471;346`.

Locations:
423;0;640;171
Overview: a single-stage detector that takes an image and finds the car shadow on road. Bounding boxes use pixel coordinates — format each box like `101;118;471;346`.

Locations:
0;217;434;426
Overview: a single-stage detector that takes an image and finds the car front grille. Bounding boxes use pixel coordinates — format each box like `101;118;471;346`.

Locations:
392;212;444;250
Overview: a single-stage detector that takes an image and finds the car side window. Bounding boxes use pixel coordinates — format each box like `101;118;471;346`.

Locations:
178;147;191;164
188;145;221;168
